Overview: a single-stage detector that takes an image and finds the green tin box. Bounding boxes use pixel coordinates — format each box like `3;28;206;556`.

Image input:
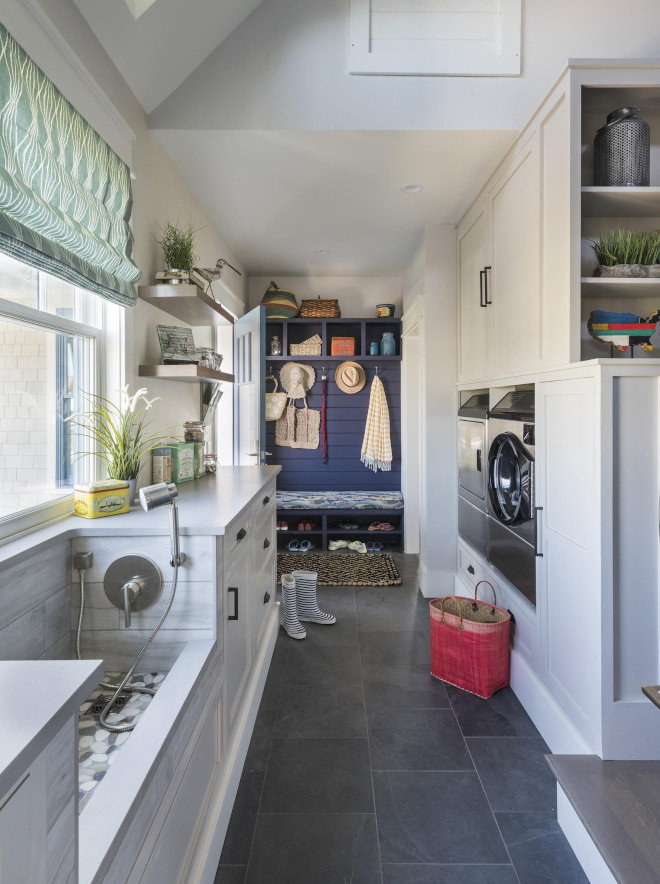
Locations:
153;443;194;483
193;441;205;479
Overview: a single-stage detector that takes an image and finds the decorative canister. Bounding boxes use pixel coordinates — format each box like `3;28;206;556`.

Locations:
193;441;206;479
184;421;205;443
270;335;282;356
152;447;172;483
369;341;379;355
376;304;395;318
594;107;650;186
204;453;218;474
380;332;396;356
74;480;129;519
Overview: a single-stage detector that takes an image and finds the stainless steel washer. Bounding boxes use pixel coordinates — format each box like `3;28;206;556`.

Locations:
458;393;490;557
486;390;538;605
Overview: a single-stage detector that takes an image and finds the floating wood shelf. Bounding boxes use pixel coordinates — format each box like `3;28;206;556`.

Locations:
138;364;235;384
581;277;660;298
581;186;660;218
138;284;235;326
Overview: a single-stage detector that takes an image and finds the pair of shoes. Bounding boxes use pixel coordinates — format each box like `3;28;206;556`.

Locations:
368;521;395;531
281;570;336;640
328;539;348;551
348;540;367;554
338;519;359;530
366;542;383;552
287;539;314;552
297;520;317;531
277;520;288;531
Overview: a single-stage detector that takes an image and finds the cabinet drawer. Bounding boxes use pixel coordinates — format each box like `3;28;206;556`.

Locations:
254;507;276;579
457;541;488;589
223;512;251;565
253;482;276;523
253;557;276;653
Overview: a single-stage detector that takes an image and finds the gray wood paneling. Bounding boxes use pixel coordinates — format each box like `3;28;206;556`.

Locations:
46;719;76;832
45;587;70;651
80;629;214;671
71;535;213;584
47;796;76;884
39;633;71;661
0;605;45;660
0;539;69;631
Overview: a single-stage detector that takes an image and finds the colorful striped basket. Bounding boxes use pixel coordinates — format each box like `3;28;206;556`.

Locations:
430;581;510;699
261;281;299;319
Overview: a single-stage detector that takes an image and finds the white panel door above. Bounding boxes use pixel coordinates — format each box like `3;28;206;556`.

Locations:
349;0;521;76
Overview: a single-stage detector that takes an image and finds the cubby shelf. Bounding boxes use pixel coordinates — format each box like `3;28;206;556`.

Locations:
581;186;660;217
266;316;401;361
581;277;660;299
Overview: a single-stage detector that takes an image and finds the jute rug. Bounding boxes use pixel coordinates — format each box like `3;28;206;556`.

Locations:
276;552;401;586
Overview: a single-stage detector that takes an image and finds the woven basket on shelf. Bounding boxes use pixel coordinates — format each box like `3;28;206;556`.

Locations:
290;334;322;356
299;296;341;318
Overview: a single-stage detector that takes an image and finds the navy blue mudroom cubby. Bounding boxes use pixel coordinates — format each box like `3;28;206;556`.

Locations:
265;317;403;550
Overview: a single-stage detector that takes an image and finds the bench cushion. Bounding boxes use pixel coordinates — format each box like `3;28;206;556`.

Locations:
276;491;404;510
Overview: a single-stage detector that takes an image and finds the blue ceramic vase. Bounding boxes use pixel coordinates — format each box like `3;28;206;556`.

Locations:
380;332;395;356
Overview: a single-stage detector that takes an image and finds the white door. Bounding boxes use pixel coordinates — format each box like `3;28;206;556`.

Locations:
233;306;266;465
488;132;540;377
458;197;492;382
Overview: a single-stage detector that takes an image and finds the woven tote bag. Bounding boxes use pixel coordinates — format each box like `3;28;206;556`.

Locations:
265;376;287;421
275;400;320;449
261;281;299;319
429;581;510;699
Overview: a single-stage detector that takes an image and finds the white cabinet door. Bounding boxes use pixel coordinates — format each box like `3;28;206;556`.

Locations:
488;132;541;377
535;377;601;754
458;197;492;382
225;555;252;730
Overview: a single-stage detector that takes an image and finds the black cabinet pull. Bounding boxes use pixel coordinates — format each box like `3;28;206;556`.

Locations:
264;591;271;604
263;495;270;505
476;450;482;472
467;564;475;575
534;506;543;557
237;528;247;542
484;265;492;305
479;269;486;307
507;609;516;625
228;586;239;620
264;538;271;549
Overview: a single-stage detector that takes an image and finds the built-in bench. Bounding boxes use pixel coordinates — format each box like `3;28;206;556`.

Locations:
276;491;404;551
547;754;660;884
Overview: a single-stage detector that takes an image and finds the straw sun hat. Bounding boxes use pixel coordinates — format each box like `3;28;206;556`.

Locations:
335;361;366;394
279;362;316;400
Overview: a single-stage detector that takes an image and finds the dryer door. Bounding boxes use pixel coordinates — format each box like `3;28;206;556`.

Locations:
458;419;486;501
488;432;533;526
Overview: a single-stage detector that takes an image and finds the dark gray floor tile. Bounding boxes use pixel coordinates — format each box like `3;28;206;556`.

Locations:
213;866;246;884
260;739;373;812
284;641;362;684
362;661;449;711
446;685;539;737
274;683;367;738
497;812;590;883
243;709;277;773
382;864;519;883
315;586;358;618
219;772;264;865
355;587;421;632
359;630;429;665
245;813;381;884
373;771;509;864
295;616;360;648
259;643;289;711
369;709;473;771
467;737;556;812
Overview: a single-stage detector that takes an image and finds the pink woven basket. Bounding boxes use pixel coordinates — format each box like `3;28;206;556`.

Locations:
429;581;511;699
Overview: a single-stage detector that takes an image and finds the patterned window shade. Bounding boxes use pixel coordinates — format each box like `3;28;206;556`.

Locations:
0;24;141;307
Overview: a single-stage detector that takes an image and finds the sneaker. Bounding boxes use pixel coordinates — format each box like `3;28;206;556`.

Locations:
348;540;367;554
328;539;348;550
339;519;359;530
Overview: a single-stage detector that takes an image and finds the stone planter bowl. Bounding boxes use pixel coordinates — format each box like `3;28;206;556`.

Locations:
594;264;660;278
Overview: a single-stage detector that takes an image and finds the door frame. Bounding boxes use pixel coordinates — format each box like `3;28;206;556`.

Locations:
401;294;424;555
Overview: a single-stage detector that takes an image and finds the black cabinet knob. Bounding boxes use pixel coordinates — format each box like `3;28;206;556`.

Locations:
264;591;271;604
263;495;270;505
237;528;247;542
467;565;475;575
264;538;271;549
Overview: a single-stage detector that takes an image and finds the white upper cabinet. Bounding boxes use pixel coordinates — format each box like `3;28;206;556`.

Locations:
457;197;492;382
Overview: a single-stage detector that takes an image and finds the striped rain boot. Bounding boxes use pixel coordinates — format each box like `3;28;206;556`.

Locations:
281;573;306;639
292;570;337;625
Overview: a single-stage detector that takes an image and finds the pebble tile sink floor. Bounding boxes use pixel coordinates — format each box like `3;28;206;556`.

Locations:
214;554;589;884
78;671;167;813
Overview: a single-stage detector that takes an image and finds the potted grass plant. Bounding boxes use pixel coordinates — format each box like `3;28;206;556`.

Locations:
155;218;201;279
67;386;175;504
590;230;660;278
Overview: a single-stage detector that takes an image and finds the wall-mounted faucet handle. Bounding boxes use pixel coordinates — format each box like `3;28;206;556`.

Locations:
122;579;142;628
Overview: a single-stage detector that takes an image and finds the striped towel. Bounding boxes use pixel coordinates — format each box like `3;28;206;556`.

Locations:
361;375;392;472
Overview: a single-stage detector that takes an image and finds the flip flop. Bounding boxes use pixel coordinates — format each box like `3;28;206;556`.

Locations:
287;539;299;551
299;540;314;552
372;542;383;551
370;522;395;531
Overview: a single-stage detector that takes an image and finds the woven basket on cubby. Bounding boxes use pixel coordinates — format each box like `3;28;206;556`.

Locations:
290;334;322;356
299;296;341;318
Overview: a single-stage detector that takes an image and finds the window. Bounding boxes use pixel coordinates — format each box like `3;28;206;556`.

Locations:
0;253;121;539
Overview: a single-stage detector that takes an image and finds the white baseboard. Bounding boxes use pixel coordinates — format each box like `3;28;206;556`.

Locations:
188;604;280;884
418;566;456;598
557;787;617;884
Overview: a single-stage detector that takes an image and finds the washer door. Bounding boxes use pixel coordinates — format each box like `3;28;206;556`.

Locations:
488;432;533;526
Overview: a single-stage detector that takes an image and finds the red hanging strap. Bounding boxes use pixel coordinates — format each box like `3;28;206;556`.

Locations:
322;377;328;463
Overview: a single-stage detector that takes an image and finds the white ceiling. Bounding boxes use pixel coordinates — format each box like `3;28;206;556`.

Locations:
72;0;265;112
151;129;516;276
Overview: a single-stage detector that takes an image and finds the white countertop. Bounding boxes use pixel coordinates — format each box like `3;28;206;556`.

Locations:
0;466;281;571
0;659;103;799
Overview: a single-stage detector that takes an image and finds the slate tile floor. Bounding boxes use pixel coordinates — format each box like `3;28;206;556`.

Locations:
215;554;589;884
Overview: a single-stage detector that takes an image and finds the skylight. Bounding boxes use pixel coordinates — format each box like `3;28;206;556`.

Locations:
124;0;158;20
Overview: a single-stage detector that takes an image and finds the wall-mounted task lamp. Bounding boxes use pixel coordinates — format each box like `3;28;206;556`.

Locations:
139;482;186;567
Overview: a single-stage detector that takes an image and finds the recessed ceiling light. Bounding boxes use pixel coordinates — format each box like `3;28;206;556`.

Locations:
313;249;330;255
401;184;423;194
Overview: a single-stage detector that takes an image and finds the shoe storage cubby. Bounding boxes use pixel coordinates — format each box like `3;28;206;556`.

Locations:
266;317;402;362
276;509;404;552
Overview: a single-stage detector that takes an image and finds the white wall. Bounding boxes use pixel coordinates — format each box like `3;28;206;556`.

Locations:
248;275;402;318
3;0;248;484
402;225;457;596
149;0;660;133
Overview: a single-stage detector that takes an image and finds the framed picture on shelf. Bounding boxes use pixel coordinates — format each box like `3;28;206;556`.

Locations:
157;324;197;364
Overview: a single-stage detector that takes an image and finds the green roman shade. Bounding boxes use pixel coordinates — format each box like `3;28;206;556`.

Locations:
0;24;141;306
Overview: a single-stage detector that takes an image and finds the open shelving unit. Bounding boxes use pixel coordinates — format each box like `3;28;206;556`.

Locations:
266;316;401;362
276;509;404;552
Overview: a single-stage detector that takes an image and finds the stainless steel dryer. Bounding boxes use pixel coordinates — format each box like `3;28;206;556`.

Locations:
458;393;490;557
486;390;538;605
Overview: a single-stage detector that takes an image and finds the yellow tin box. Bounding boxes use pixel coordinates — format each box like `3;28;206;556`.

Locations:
74;480;130;519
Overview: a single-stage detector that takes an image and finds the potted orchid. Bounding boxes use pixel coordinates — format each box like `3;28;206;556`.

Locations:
67;385;174;504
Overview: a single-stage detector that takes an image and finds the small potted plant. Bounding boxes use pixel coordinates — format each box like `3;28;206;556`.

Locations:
67;386;175;504
155;218;201;282
590;230;660;278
